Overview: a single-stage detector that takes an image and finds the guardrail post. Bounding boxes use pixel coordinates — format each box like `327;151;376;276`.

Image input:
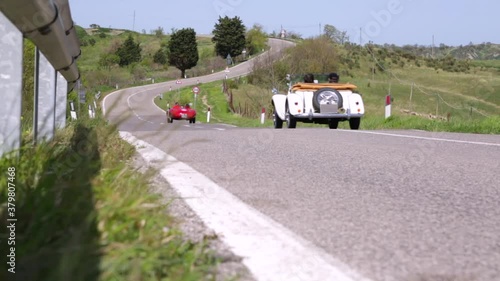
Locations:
0;12;23;156
88;104;96;118
69;101;77;120
34;47;57;144
55;72;68;128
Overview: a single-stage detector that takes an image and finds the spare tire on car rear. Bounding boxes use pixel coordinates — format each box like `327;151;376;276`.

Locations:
312;88;343;111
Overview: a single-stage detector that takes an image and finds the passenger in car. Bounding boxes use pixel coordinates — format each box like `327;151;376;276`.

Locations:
303;73;315;83
328;72;339;83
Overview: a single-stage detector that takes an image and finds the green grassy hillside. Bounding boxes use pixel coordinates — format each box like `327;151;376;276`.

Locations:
75;26;227;93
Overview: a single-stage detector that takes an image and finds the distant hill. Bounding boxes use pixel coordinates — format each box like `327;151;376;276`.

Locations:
449;43;500;60
379;42;500;61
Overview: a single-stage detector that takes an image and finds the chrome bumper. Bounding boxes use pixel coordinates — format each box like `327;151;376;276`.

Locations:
292;112;364;119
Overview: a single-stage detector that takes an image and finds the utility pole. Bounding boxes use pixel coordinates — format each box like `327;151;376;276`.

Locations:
319;22;321;37
432;34;434;58
133;10;136;31
359;27;362;46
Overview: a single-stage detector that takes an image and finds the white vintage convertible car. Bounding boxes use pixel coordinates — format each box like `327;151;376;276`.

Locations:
271;74;365;129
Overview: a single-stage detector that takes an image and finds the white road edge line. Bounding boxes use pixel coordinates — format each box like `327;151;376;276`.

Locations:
119;131;372;281
341;130;500;147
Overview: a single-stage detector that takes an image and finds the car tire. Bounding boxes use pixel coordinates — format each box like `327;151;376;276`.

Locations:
312;88;343;112
286;104;296;129
349;118;360;130
273;109;283;129
328;119;339;129
191;118;196;124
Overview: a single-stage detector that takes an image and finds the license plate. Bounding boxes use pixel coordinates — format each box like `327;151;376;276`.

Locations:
320;104;338;113
181;113;188;119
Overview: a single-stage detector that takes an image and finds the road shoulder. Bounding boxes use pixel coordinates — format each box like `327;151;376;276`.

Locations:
129;148;256;281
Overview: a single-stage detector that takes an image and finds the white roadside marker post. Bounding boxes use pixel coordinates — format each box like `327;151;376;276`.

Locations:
261;107;266;124
385;95;392;119
207;107;211;123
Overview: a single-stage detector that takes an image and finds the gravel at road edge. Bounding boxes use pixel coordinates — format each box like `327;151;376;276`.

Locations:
130;153;256;281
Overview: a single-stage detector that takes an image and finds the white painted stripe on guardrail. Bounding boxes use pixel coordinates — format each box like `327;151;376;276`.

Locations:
119;131;372;281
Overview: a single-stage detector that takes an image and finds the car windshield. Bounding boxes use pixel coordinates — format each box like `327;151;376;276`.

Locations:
289;73;331;85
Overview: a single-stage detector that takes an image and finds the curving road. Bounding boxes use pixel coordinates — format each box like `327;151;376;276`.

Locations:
104;39;500;281
103;38;292;131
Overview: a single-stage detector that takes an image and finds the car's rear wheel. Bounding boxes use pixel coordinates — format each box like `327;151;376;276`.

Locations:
349;118;360;130
285;104;296;129
328;119;339;129
273;108;283;129
190;118;196;124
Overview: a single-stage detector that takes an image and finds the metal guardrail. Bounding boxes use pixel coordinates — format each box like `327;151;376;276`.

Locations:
0;0;81;156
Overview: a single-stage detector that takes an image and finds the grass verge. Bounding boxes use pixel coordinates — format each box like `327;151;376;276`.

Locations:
0;115;219;281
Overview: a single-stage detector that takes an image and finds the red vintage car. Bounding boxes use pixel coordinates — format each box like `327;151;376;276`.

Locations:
167;103;196;123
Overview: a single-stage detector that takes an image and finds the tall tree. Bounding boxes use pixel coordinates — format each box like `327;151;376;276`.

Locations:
153;26;164;38
246;23;267;55
153;48;167;65
323;24;348;44
286;37;340;74
168;28;199;78
212;16;246;59
115;34;142;66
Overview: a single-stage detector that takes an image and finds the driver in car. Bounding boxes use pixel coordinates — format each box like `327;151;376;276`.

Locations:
328;72;339;83
303;73;315;83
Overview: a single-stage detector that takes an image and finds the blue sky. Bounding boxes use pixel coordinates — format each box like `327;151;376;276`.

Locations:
69;0;500;46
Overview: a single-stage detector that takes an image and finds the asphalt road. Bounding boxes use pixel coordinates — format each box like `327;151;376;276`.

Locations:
104;39;500;281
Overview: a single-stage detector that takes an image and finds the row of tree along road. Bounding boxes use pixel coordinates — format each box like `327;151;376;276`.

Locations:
98;16;265;79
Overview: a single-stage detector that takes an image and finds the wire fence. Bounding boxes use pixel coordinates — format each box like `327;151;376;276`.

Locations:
363;45;496;119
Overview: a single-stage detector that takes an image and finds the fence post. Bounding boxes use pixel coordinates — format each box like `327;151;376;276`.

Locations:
435;94;439;117
0;12;23;156
409;82;413;112
69;101;77;120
